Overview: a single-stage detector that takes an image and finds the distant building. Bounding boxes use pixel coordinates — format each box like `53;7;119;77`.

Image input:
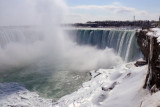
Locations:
133;16;135;21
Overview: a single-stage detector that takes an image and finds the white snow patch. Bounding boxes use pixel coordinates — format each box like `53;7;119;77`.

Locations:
141;91;160;107
147;28;160;43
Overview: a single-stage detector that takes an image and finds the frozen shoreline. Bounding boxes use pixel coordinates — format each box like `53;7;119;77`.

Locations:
54;62;148;107
1;62;160;107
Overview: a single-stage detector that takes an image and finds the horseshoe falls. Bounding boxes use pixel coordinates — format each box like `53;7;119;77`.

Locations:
0;27;141;103
73;29;141;62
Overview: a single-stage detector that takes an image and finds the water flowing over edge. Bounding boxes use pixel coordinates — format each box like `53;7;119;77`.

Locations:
71;29;142;62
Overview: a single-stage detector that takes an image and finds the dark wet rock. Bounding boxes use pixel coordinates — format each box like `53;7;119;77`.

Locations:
135;60;147;67
102;82;117;91
123;73;132;79
93;73;101;78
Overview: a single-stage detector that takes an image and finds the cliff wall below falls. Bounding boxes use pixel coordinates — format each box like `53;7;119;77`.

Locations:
136;29;160;90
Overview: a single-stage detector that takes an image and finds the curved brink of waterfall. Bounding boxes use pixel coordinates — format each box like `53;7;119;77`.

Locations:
0;28;142;62
73;29;141;62
0;27;44;47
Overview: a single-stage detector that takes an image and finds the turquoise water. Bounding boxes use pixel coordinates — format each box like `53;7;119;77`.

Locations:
0;65;90;101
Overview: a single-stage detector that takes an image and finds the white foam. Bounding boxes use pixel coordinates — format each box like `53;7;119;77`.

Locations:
0;83;53;107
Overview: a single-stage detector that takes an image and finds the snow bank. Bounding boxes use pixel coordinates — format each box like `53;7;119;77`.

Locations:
55;62;149;107
147;28;160;43
141;91;160;107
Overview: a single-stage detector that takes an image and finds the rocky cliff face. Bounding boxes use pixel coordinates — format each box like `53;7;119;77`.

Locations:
136;29;160;90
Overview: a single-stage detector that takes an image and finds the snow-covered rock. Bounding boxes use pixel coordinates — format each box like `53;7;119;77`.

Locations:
147;28;160;43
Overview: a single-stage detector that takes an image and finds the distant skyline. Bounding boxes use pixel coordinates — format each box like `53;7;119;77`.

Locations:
64;0;160;23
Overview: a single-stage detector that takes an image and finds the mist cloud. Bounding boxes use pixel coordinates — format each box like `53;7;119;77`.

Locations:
0;0;67;26
0;0;123;72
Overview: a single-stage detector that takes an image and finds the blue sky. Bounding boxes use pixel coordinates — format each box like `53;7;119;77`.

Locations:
64;0;160;23
0;0;159;25
65;0;160;12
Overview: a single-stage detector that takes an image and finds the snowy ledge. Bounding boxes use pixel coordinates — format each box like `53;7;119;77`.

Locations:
147;28;160;43
1;63;160;107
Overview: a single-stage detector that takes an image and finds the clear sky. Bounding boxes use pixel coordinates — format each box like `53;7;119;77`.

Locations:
64;0;160;23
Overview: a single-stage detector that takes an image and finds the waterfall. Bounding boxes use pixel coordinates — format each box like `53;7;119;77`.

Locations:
0;27;43;47
0;27;141;62
74;29;141;62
